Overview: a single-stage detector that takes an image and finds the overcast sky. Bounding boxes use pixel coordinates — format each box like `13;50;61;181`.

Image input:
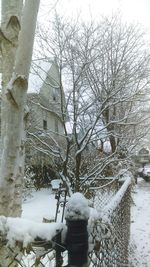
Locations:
0;0;150;29
1;0;150;90
28;0;150;92
39;0;150;31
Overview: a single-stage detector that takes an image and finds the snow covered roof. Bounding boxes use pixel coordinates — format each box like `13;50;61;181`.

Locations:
29;59;52;92
138;147;150;155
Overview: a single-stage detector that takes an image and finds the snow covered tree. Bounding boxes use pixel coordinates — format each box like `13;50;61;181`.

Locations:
28;14;150;193
86;16;150;154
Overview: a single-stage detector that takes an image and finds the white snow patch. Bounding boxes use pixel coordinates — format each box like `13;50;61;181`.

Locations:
51;179;62;190
0;216;66;248
130;178;150;266
65;192;90;220
22;188;56;222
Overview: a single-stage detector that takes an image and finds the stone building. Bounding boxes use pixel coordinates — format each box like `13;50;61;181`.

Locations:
26;61;67;169
27;62;65;135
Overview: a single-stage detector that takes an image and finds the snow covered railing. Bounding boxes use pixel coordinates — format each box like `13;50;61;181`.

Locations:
0;217;67;247
100;176;132;222
0;217;67;266
0;178;132;267
0;193;89;267
88;176;132;267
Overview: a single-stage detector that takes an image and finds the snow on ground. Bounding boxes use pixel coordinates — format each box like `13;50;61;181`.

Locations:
22;188;57;222
130;178;150;267
21;180;150;267
21;189;65;266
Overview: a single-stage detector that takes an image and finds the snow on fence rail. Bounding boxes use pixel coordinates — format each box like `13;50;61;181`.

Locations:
88;177;132;266
100;177;131;222
0;177;132;267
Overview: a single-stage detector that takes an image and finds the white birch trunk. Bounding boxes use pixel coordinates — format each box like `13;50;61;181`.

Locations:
0;1;40;266
0;0;40;218
0;0;22;162
0;0;23;216
0;3;23;265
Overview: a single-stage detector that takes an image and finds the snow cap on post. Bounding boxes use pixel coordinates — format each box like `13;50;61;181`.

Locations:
65;192;90;220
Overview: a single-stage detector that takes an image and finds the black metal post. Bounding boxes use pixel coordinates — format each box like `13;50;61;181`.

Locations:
61;189;67;223
66;219;88;267
55;189;61;222
54;230;64;267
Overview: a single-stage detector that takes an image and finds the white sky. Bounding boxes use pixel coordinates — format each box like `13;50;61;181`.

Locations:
27;0;150;91
1;0;150;90
39;0;150;32
0;0;150;30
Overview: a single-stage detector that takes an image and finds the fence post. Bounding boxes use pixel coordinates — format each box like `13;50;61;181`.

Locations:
54;230;63;267
65;193;89;267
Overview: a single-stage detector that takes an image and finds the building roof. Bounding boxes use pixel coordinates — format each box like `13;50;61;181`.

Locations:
28;60;68;122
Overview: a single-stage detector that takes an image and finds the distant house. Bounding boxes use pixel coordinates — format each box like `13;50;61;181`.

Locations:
26;61;67;167
133;147;150;168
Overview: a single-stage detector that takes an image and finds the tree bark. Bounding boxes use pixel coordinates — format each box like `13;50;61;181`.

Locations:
0;1;40;265
75;152;82;191
0;0;40;217
0;0;23;216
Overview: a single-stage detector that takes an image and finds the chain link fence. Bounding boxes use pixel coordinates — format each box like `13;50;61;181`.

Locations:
0;177;132;267
88;178;132;267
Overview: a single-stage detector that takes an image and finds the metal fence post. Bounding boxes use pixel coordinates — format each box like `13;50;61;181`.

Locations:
66;219;88;267
54;230;64;267
64;192;90;267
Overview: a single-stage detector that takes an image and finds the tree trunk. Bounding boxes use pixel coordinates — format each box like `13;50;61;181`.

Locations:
0;0;40;217
0;1;40;265
109;134;116;153
75;153;81;191
0;0;23;217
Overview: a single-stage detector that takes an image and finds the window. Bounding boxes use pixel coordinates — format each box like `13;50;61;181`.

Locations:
43;120;47;130
55;119;58;133
53;95;56;101
52;88;59;101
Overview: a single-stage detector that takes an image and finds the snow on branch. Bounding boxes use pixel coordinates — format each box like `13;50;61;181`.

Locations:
28;131;61;158
0;216;67;248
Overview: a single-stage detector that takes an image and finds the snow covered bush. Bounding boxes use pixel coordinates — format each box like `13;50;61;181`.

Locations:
24;164;58;191
23;166;35;200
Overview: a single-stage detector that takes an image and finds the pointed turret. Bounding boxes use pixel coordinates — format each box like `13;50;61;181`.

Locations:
40;60;60;104
39;60;67;122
